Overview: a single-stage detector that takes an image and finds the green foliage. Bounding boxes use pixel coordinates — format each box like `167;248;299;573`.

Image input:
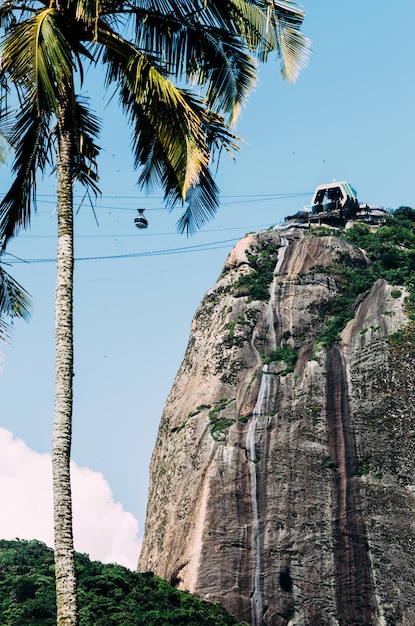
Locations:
309;208;415;347
210;418;235;439
323;459;337;470
354;464;370;477
224;320;247;348
393;206;415;222
0;262;32;344
227;321;236;340
343;210;415;288
0;540;245;626
262;346;298;375
304;225;333;238
389;329;405;345
209;398;235;440
308;405;321;417
233;245;278;301
316;265;373;347
196;404;211;412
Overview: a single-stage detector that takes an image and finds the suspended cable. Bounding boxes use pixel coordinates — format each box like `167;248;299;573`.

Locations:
0;189;313;212
15;222;281;240
5;238;241;264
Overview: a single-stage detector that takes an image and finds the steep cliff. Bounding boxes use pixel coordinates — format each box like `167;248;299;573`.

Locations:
139;226;415;626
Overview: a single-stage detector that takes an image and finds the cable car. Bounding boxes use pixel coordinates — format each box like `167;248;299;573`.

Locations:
134;208;148;229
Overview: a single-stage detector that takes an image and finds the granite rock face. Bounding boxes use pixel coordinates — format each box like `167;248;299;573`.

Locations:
139;228;415;626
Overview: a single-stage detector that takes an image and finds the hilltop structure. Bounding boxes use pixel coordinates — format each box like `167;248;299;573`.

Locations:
284;181;389;227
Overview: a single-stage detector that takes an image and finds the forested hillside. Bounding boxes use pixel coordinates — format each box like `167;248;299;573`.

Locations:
0;539;247;625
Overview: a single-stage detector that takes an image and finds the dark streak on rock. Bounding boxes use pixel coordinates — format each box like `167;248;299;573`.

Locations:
326;346;376;625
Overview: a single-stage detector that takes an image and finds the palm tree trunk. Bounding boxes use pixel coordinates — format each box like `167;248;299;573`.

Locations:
52;92;79;626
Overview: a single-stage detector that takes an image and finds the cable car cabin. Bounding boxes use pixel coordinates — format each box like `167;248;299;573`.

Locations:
134;208;148;229
310;181;359;226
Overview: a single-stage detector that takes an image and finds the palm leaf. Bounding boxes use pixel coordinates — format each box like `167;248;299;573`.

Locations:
130;10;258;122
176;169;220;235
0;101;12;164
131;95;239;232
76;0;99;39
266;4;311;82
99;22;245;230
194;0;311;81
0;260;32;343
145;0;277;51
176;110;240;233
0;16;101;242
100;27;210;192
0;263;32;320
71;97;101;194
1;9;74;113
188;27;258;123
0;104;52;244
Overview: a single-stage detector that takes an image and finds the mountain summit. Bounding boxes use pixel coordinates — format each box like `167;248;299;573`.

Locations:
139;223;415;626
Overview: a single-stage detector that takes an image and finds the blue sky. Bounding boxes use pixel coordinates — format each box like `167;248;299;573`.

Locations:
1;0;414;567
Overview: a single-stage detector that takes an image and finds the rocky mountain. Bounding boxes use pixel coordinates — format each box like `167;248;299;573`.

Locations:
138;224;415;626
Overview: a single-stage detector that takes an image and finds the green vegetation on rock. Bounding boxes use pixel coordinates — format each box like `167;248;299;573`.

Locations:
233;244;279;302
262;346;298;375
209;398;235;440
0;540;247;626
310;207;415;347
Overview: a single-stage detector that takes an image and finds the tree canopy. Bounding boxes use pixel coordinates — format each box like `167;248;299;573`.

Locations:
0;539;248;626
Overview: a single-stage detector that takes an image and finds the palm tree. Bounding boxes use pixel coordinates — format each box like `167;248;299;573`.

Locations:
0;1;309;624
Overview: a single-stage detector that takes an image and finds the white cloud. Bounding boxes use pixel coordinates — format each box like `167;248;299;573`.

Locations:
0;427;142;570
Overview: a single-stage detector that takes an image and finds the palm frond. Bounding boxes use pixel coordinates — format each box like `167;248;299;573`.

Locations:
0;263;32;321
132;98;240;233
131;11;258;122
0;0;310;243
147;0;275;51
1;9;74;113
0;105;52;244
223;0;311;81
126;0;309;121
213;0;271;50
267;5;311;82
0;95;14;162
176;169;220;235
76;0;99;39
71;97;101;194
176;110;240;233
188;28;258;123
130;75;223;203
99;23;244;231
100;28;210;192
0;137;7;164
202;0;311;81
0;259;32;343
